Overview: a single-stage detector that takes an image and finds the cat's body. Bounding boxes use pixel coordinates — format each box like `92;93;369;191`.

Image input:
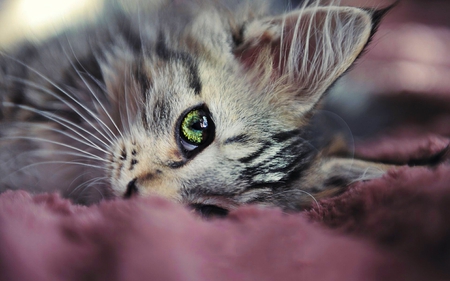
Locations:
0;0;391;215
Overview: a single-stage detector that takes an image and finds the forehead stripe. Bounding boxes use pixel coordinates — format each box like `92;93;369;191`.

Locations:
155;34;202;95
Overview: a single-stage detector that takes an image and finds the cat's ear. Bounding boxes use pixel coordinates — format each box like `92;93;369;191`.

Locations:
234;5;386;117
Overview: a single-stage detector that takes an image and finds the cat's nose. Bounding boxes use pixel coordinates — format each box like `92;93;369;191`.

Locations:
124;178;138;198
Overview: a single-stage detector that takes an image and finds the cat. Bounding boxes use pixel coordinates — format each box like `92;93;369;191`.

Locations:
0;0;393;217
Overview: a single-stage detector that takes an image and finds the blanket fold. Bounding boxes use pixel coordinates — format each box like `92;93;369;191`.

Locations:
0;189;444;281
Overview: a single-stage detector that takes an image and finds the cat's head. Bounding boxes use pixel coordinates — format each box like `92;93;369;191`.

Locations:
101;1;390;215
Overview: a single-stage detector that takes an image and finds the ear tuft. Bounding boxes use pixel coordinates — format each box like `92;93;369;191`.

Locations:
234;4;388;117
366;0;399;37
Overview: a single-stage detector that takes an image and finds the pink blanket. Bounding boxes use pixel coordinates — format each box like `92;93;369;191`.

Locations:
1;137;450;280
1;159;450;280
2;133;450;281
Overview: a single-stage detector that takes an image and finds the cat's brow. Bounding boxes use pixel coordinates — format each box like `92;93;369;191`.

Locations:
223;134;251;145
155;34;202;95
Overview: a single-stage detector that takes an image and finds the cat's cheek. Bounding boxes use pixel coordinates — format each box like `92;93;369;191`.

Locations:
109;179;128;197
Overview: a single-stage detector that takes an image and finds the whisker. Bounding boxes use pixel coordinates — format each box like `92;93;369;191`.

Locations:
298;189;321;210
61;40;124;141
21;160;105;170
82;70;109;93
68;170;99;190
0;160;105;185
70;176;108;198
4;102;111;152
315;109;356;166
3;103;111;154
39;126;111;156
40;123;110;156
6;76;115;146
124;67;134;132
82;177;108;195
1;136;108;162
74;68;124;141
269;188;321;210
0;52;112;144
350;166;385;184
32;149;110;163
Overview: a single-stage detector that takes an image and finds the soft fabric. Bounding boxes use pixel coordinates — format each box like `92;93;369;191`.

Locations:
0;183;444;281
1;136;450;280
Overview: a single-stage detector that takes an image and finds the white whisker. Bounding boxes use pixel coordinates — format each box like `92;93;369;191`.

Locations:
0;51;115;144
0;160;105;185
298;189;321;210
62;39;125;141
69;171;99;189
6;76;115;146
70;176;108;197
3;102;111;154
32;148;109;163
124;67;134;132
1;136;108;162
23;160;105;170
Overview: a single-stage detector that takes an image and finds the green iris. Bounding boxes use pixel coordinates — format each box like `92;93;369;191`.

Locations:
181;109;209;145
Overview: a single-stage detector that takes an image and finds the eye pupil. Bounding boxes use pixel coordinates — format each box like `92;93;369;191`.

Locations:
192;116;207;130
180;108;213;150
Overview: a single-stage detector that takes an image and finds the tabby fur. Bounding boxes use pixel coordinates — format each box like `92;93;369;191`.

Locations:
0;0;391;215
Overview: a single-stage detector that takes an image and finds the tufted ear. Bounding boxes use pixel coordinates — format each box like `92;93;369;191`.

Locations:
234;4;386;118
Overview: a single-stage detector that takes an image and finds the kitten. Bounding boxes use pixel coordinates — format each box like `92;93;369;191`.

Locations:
0;0;392;216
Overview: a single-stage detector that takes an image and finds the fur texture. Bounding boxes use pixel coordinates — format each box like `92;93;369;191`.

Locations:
0;0;390;214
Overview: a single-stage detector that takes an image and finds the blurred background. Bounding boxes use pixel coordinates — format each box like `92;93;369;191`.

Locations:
328;0;450;141
0;0;449;153
0;0;104;47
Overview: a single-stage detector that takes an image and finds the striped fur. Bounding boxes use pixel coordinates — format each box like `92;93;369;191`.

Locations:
0;0;391;213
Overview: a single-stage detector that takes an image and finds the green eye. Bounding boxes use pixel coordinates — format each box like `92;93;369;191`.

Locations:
179;107;214;153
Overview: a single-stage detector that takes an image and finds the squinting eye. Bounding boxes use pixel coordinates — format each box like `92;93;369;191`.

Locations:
179;107;214;153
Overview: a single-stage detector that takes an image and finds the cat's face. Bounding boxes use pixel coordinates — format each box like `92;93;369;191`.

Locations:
103;2;385;214
107;50;310;213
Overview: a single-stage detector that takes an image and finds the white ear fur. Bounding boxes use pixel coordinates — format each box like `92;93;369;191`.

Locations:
235;5;374;117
